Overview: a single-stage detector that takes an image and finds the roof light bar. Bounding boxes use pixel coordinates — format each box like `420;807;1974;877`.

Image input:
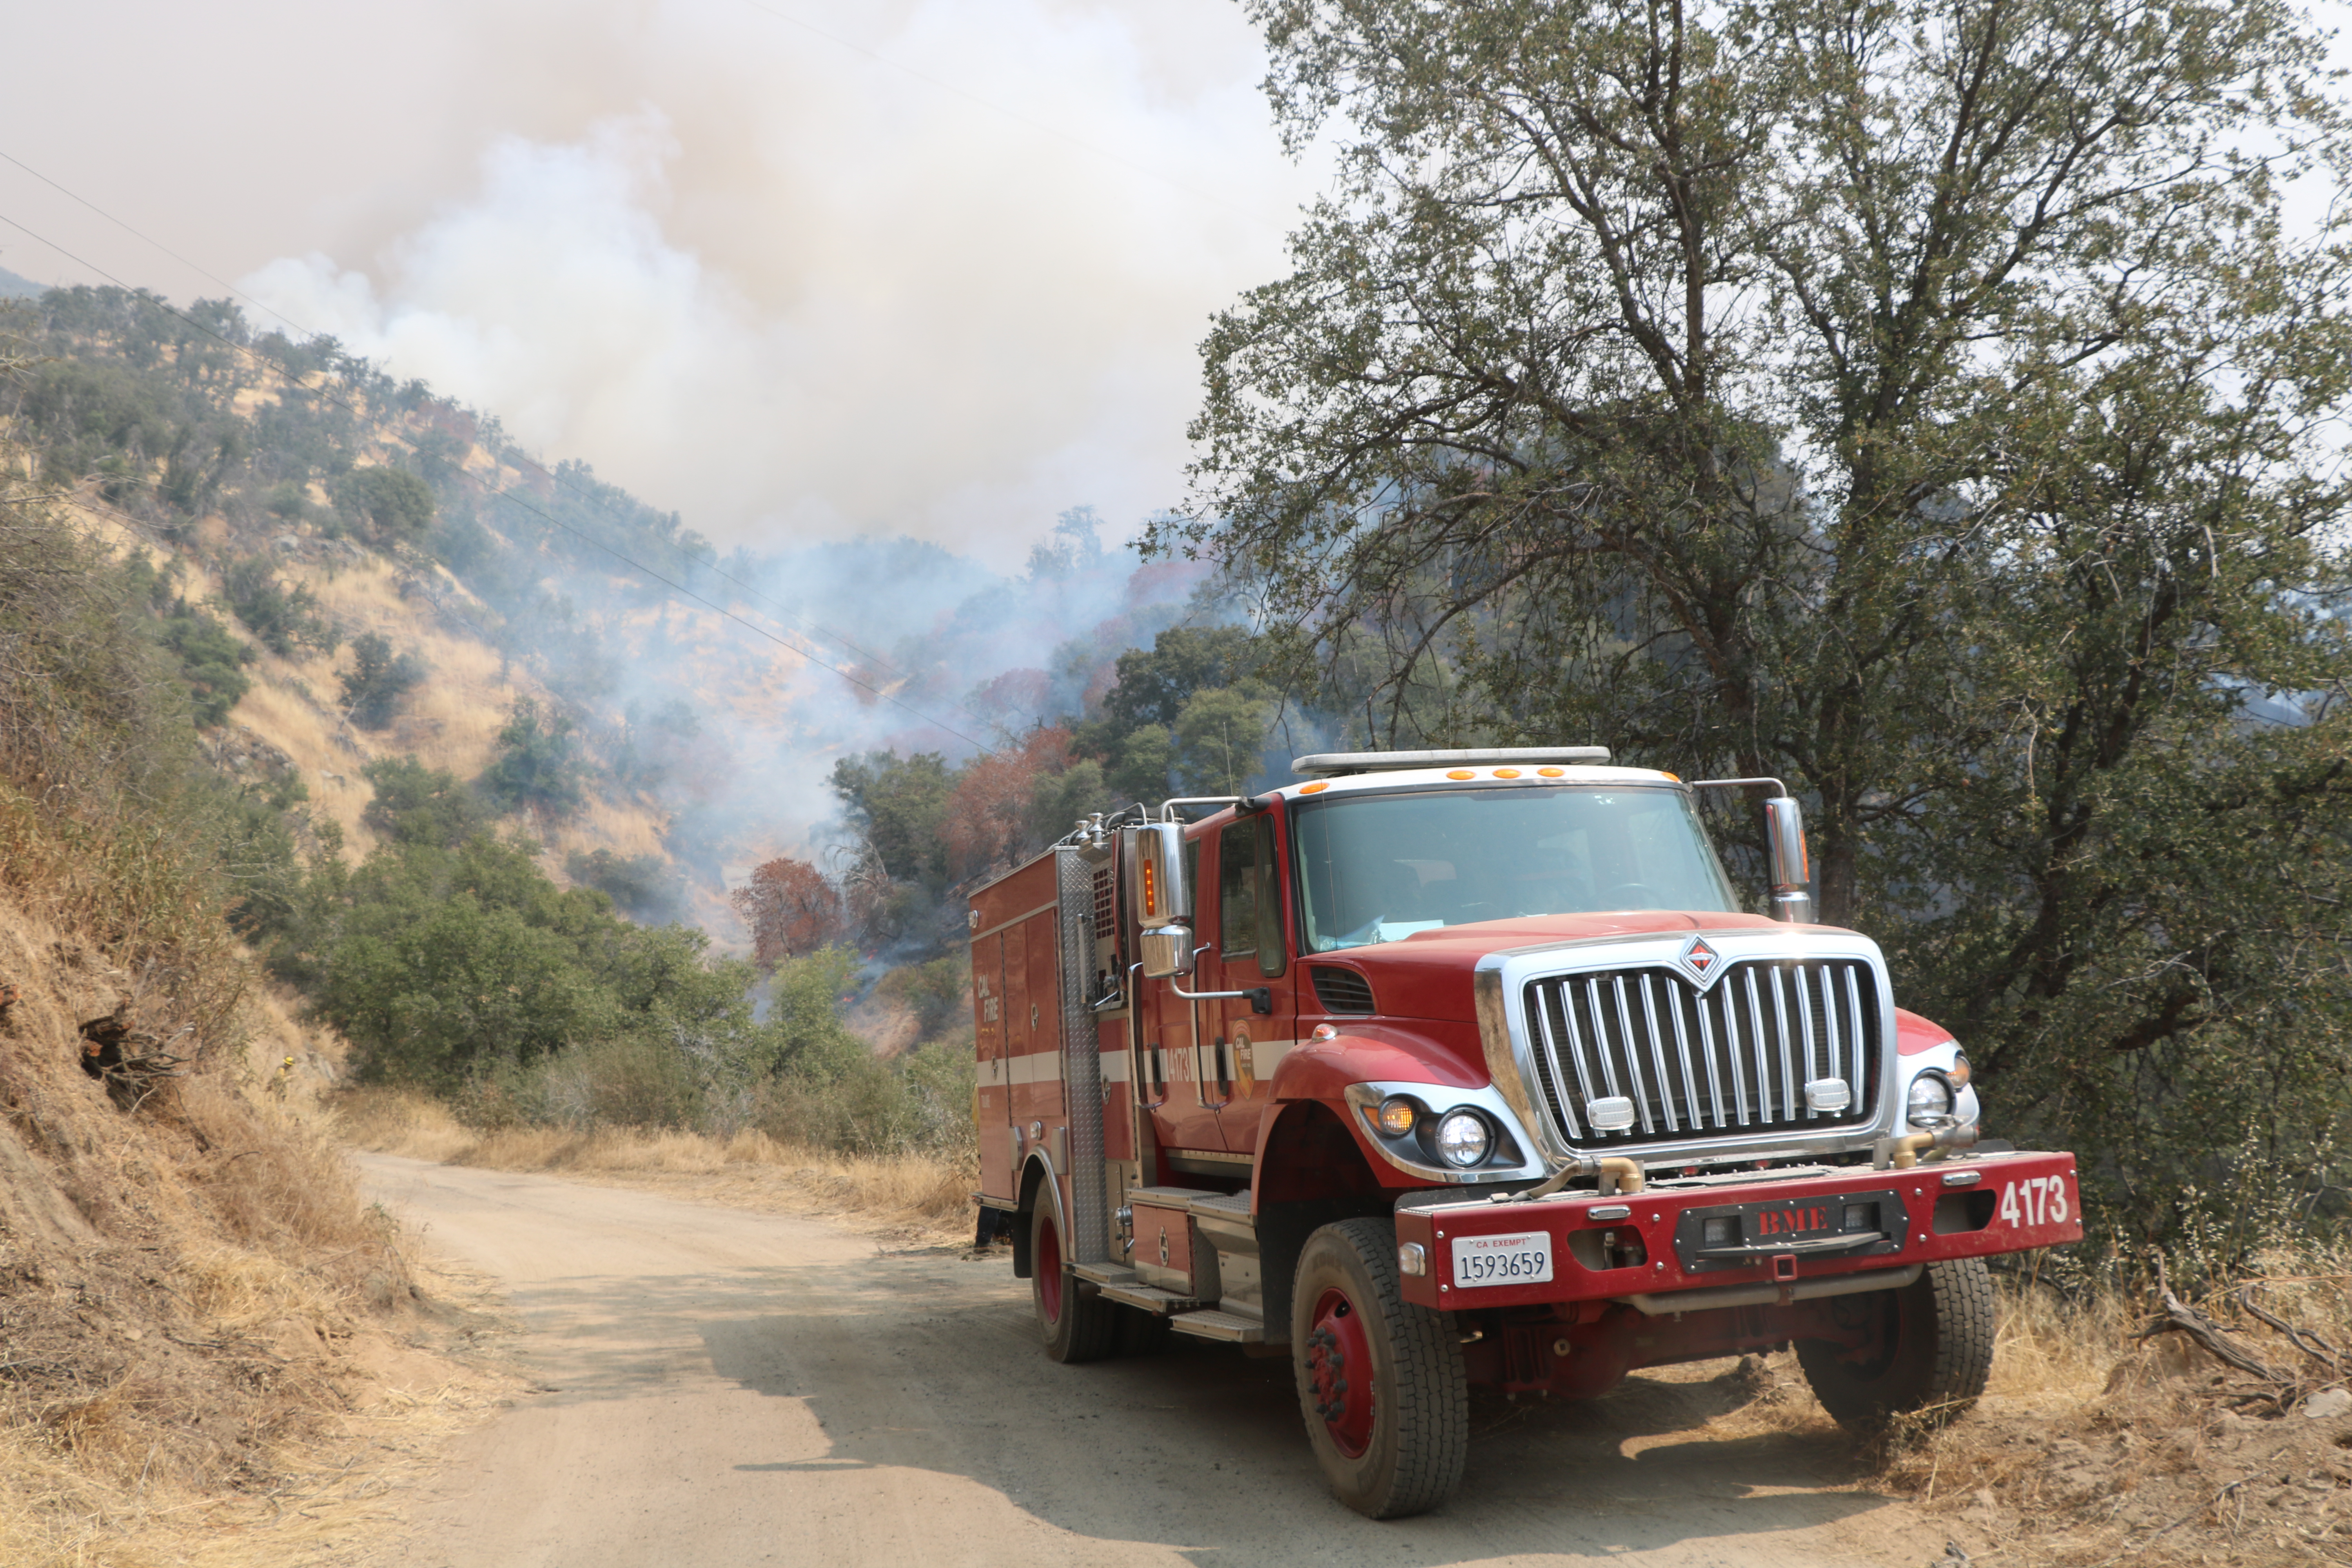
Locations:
1290;747;1612;779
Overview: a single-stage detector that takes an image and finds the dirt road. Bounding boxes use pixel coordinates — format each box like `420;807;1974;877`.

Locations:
356;1153;1933;1567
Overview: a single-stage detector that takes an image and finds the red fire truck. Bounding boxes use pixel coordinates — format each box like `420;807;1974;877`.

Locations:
967;748;2081;1518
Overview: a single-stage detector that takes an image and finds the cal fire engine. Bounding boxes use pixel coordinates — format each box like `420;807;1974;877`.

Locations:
968;749;2080;1517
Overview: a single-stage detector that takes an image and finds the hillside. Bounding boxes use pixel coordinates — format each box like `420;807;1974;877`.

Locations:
0;470;510;1564
5;284;1238;963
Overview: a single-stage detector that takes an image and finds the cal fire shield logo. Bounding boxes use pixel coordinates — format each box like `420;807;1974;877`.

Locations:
1677;935;1724;987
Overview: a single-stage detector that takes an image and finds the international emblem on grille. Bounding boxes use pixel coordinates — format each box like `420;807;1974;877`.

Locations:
1677;936;1722;986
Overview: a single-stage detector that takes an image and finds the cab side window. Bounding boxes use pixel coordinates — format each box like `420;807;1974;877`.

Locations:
1219;816;1287;978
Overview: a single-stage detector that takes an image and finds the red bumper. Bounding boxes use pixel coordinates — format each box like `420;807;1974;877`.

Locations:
1396;1149;2082;1312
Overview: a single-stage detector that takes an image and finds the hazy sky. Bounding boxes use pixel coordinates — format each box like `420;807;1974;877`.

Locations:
0;1;1321;566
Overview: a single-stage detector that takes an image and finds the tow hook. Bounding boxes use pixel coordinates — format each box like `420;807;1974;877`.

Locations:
1878;1121;1979;1169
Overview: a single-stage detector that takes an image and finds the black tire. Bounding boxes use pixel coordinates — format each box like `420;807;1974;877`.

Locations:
1114;1303;1172;1357
1797;1257;1996;1430
1029;1201;1118;1363
1290;1217;1468;1519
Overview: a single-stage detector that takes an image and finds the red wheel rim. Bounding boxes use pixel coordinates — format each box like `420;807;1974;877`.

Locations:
1305;1286;1375;1458
1036;1211;1063;1325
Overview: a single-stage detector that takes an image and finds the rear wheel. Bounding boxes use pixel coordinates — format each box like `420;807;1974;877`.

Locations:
1797;1258;1995;1429
1290;1218;1468;1519
1029;1201;1118;1363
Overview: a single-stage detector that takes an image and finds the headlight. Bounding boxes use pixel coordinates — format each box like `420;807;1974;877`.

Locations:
1434;1110;1493;1167
1906;1072;1956;1126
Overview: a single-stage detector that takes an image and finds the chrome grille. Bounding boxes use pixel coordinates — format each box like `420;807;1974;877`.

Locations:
1521;960;1879;1147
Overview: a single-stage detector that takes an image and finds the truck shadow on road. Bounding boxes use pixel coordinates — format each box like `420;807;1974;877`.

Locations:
637;1250;1900;1567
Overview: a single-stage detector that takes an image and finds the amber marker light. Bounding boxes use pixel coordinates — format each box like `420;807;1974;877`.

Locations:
1301;781;1328;794
1493;768;1521;778
1446;768;1475;779
1537;766;1566;777
1662;772;1681;782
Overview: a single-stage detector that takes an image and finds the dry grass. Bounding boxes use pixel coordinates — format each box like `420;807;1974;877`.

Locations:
1699;1262;2352;1564
0;854;506;1566
0;1253;520;1568
334;1086;975;1240
67;497;679;871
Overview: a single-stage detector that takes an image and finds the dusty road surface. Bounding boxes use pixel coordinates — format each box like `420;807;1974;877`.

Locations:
356;1153;1934;1568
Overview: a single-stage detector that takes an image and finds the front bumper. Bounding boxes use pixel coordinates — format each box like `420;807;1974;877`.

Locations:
1394;1148;2081;1312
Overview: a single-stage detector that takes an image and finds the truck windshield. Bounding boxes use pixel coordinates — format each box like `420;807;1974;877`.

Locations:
1290;785;1740;952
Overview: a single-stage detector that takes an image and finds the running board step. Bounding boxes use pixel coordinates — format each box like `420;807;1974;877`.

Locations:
1071;1262;1138;1287
1168;1309;1266;1344
1100;1283;1207;1314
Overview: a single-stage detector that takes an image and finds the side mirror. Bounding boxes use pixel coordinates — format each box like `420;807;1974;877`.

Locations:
1123;822;1194;978
1137;926;1195;978
1763;795;1815;924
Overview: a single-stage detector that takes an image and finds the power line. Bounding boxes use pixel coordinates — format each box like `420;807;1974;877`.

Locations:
0;205;1003;752
0;149;313;341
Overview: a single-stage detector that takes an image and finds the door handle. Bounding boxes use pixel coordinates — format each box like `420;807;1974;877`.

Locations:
1166;982;1273;1014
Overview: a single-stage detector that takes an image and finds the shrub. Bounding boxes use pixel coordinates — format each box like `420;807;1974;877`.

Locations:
339;632;425;729
359;755;490;848
155;601;254;726
332;464;434;546
477;697;586;818
222;555;338;657
877;953;972;1043
264;480;314;523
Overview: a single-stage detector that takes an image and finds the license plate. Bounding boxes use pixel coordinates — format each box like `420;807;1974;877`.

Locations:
1452;1230;1553;1288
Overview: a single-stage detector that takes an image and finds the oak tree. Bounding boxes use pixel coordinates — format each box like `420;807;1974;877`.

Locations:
1168;0;2352;1232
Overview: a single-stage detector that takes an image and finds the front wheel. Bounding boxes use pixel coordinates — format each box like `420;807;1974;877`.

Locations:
1029;1201;1117;1363
1290;1217;1468;1519
1796;1257;1995;1429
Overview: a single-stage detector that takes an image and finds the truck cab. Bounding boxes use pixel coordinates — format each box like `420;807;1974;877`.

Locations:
969;747;2080;1518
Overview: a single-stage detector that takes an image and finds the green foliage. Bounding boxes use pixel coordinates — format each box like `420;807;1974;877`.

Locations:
1169;685;1276;798
877;953;974;1044
1178;0;2352;1247
1027;757;1108;847
477;697;587;818
289;834;638;1088
280;822;958;1154
20;358;179;497
0;487;287;1059
154;600;254;727
201;774;307;939
339;632;426;730
222;555;339;657
359;755;492;849
332;464;434;546
1105;724;1173;809
829;750;955;887
1092;625;1261;737
1074;625;1272;805
743;949;973;1156
264;481;315;523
